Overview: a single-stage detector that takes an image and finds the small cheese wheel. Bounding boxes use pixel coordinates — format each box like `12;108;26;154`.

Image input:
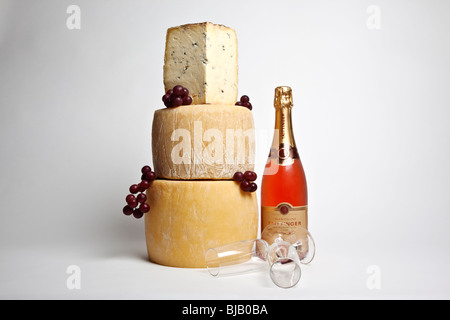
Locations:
145;179;258;268
152;105;255;180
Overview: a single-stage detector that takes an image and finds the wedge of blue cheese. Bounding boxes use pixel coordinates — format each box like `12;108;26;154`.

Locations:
164;22;238;105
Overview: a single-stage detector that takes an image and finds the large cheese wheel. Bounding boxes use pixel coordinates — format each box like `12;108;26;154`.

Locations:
152;105;255;180
145;179;258;268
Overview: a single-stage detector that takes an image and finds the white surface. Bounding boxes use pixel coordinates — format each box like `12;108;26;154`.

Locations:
1;0;450;299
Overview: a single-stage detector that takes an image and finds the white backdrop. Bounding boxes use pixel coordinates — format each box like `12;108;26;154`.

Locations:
1;0;450;299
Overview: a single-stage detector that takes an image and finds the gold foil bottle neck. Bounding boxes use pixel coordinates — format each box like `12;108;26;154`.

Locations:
274;86;293;109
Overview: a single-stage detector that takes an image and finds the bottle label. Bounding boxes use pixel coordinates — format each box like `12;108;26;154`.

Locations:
261;203;308;232
268;143;299;166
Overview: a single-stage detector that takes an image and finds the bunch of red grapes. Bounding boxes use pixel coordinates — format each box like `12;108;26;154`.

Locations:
235;95;253;110
162;85;193;108
233;171;258;192
123;165;156;219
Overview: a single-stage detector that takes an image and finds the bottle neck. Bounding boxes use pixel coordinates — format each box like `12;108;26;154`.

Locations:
274;107;296;146
270;107;299;166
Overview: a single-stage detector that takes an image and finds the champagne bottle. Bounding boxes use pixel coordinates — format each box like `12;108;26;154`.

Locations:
261;86;308;239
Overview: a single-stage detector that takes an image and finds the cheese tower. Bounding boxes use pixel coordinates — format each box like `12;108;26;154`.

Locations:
145;22;258;268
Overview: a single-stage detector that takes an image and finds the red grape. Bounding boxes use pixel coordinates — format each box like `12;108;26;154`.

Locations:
173;85;184;97
182;87;189;97
162;93;171;103
126;194;136;204
172;96;183;107
240;180;251;192
133;209;144;219
145;171;156;181
243;171;254;181
129;184;139;194
123;205;133;216
139;203;150;213
235;101;242;106
233;172;244;182
137;193;147;203
244;171;257;181
240;95;250;103
249;182;258;192
140;180;150;190
128;198;138;208
141;165;152;174
182;95;192;105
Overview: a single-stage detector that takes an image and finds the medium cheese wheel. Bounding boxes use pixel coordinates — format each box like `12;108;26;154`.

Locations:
152;105;255;180
145;179;258;268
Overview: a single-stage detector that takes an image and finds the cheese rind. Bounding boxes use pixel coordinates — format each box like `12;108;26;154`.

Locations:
152;104;255;180
164;22;238;105
145;179;258;268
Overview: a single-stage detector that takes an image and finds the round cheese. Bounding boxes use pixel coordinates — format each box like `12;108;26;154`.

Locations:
145;179;258;268
152;105;255;180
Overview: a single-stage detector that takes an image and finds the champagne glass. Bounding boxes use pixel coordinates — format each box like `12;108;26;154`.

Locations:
205;239;268;277
205;238;302;288
267;240;302;288
261;223;315;265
